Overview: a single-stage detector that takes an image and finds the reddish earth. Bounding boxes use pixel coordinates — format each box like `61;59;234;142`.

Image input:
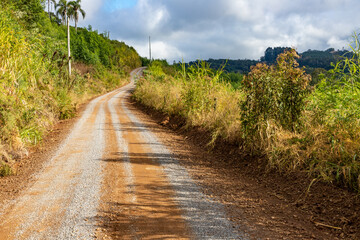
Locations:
0;113;79;207
0;85;359;239
130;98;360;240
96;90;192;239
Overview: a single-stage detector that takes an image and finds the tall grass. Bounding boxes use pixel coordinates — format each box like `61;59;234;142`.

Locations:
134;61;244;146
134;46;360;193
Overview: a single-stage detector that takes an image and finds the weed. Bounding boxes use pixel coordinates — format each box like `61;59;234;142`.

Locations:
20;127;42;145
0;163;12;177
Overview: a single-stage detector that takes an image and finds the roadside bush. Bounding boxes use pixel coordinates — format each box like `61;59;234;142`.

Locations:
301;34;360;191
242;50;310;133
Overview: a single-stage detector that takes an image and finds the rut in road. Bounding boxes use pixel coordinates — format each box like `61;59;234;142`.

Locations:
0;68;247;239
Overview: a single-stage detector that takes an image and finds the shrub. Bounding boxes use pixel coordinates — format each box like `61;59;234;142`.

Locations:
241;49;310;135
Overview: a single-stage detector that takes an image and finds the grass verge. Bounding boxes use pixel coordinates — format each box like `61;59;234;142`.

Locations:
134;51;360;193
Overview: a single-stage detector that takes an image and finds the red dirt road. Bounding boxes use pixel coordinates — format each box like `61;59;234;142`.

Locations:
0;68;359;239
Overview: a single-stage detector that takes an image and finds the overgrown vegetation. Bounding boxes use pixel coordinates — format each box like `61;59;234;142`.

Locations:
0;0;141;175
134;38;360;193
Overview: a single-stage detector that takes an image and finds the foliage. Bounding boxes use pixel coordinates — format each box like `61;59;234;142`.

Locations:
135;46;360;193
0;163;12;177
0;1;140;175
141;57;151;66
222;72;243;89
260;47;291;64
181;61;223;117
187;58;258;74
68;0;85;31
55;0;71;25
8;0;46;27
242;49;310;135
71;28;141;70
298;33;360;191
134;61;243;146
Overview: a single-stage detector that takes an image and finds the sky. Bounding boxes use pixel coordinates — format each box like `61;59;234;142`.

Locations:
69;0;360;62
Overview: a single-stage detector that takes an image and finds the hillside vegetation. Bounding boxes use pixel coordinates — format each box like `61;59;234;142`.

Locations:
134;42;360;193
0;0;141;175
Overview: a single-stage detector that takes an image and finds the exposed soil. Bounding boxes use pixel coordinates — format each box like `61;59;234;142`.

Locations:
96;90;192;239
1;82;359;239
130;98;360;240
0;92;102;208
0;113;79;208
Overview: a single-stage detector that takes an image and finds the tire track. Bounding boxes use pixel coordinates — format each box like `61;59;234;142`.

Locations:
120;83;248;240
0;68;247;239
98;81;192;239
98;69;247;239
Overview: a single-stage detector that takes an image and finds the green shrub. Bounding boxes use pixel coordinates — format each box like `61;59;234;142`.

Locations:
241;49;310;135
181;61;222;118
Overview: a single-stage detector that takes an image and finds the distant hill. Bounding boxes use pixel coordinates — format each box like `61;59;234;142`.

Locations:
188;47;351;73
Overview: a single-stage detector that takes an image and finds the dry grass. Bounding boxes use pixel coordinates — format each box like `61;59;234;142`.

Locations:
134;67;244;146
134;59;360;193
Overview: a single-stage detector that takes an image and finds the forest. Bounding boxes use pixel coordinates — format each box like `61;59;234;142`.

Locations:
0;0;141;175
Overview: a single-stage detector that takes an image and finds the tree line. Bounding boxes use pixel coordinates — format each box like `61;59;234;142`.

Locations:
188;47;351;74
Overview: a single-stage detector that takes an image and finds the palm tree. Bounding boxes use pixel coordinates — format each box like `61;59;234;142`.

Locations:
68;0;85;32
55;0;70;25
53;0;86;77
55;0;72;76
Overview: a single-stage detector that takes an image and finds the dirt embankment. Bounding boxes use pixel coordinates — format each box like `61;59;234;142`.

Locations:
0;69;242;239
131;99;360;239
0;76;359;238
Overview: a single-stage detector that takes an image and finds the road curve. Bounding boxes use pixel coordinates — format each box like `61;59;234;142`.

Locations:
0;68;247;239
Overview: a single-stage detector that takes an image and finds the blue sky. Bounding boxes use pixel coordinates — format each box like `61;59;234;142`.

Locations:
76;0;358;62
102;0;137;12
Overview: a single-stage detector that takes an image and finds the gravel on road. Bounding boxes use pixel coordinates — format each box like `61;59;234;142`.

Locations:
0;68;246;239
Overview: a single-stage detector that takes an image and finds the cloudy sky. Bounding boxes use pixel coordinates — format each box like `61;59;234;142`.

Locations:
70;0;359;62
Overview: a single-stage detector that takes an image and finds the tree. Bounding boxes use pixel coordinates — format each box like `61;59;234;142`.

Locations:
55;0;70;25
55;0;72;76
68;0;85;32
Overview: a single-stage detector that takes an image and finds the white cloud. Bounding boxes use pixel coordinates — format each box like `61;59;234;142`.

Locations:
79;0;104;21
78;0;360;62
126;39;184;61
137;0;169;32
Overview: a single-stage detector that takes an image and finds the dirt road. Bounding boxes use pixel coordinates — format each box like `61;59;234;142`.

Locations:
0;68;245;239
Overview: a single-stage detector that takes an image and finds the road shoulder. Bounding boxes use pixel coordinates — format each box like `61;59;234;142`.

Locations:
0;111;82;208
130;96;360;239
